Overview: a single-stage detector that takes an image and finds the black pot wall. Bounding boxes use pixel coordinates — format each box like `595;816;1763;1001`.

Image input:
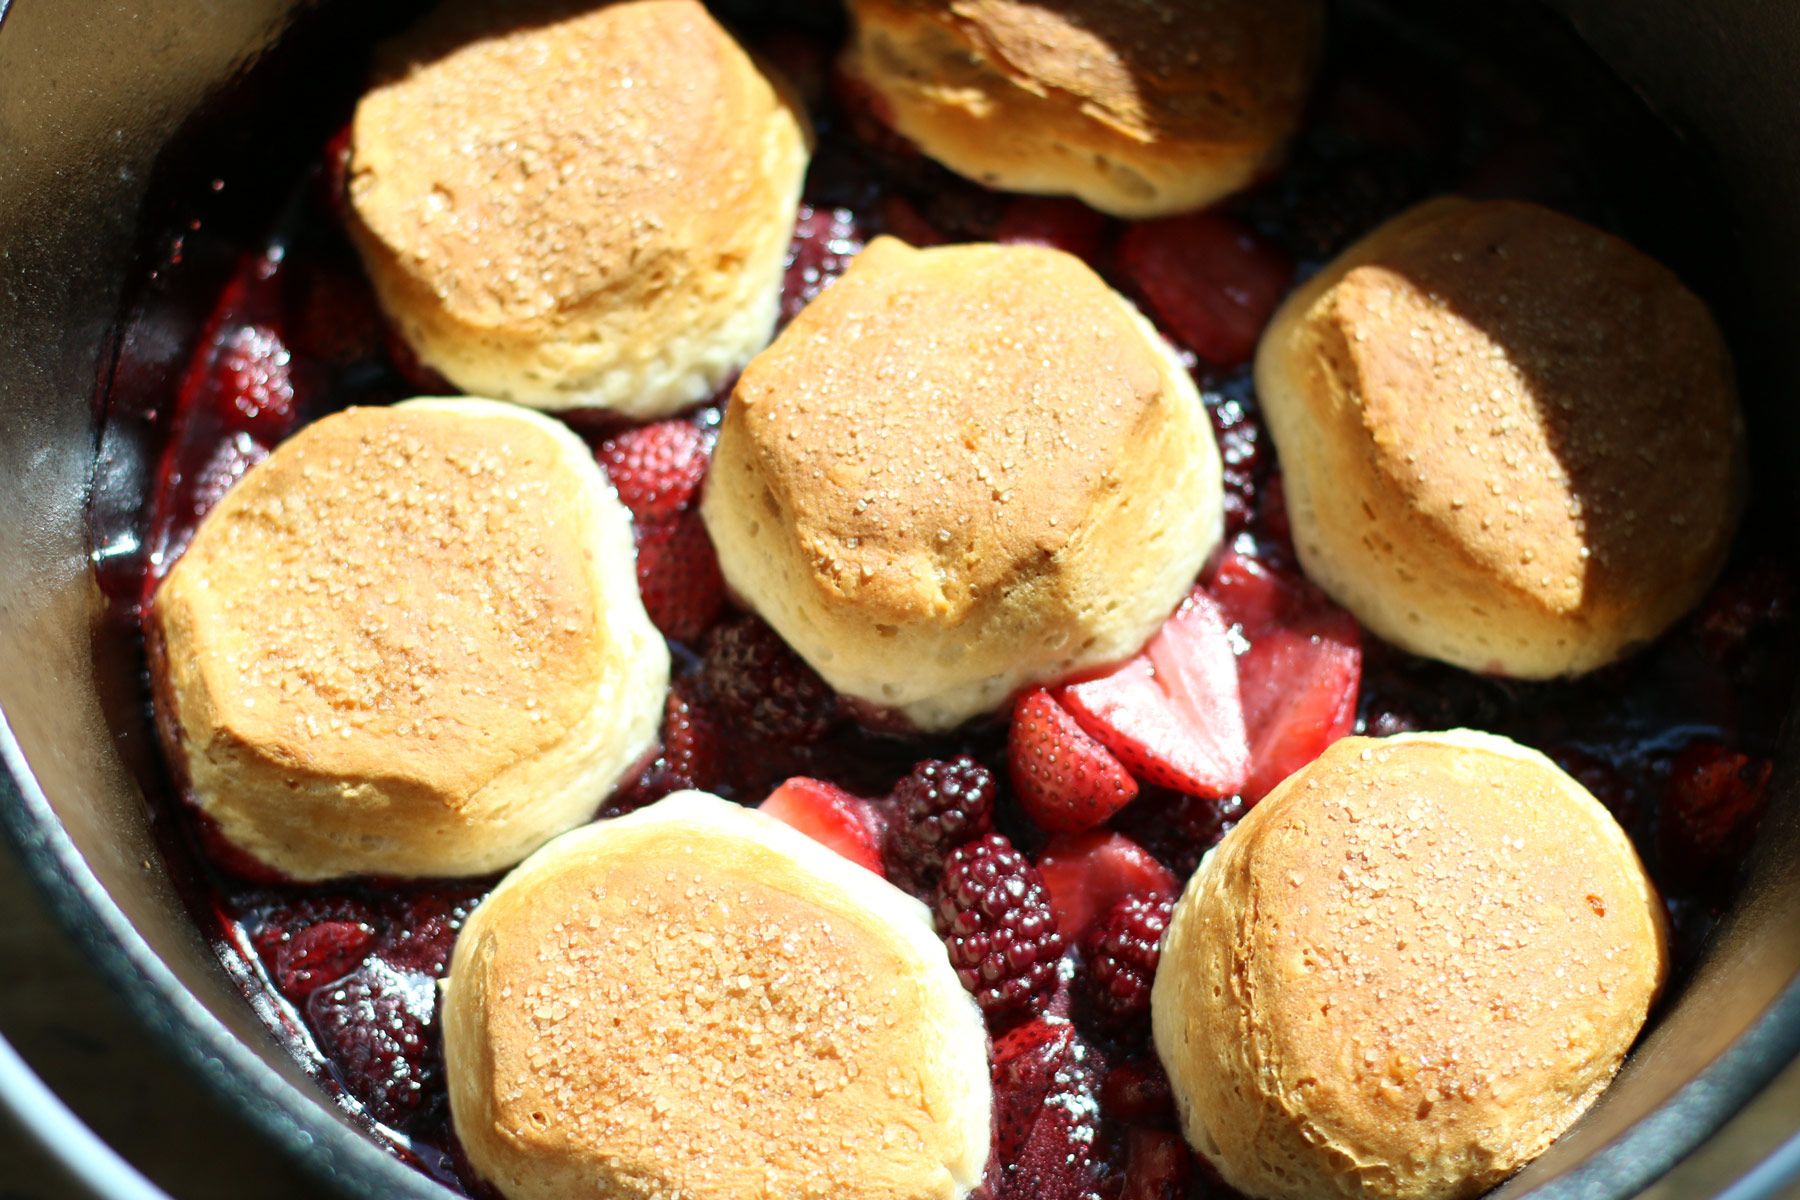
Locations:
1;2;1796;1198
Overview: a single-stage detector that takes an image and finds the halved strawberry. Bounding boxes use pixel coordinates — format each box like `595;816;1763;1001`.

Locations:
760;777;885;876
1206;546;1363;801
1009;688;1138;834
1059;592;1250;798
991;1017;1075;1170
989;1017;1107;1200
994;196;1109;264
598;419;707;522
1116;214;1293;367
1036;830;1178;943
1237;608;1361;801
634;510;725;642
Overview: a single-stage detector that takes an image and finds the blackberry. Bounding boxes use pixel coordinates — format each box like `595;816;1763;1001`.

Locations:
1083;894;1174;1035
934;834;1064;1017
887;755;996;891
700;615;837;744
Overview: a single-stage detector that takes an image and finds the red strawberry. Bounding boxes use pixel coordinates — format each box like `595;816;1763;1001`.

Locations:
634;510;725;642
761;777;884;876
999;1023;1107;1200
991;1017;1075;1167
599;420;708;522
1116;214;1293;367
1207;547;1363;801
1060;593;1250;798
1009;688;1139;834
1659;741;1772;895
1036;830;1178;943
994;196;1109;263
1237;612;1362;800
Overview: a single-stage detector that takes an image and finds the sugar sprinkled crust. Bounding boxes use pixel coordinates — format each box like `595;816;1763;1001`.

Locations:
1255;197;1746;677
1152;731;1669;1200
700;236;1224;731
149;398;668;880
346;0;811;415
443;791;991;1200
840;0;1322;217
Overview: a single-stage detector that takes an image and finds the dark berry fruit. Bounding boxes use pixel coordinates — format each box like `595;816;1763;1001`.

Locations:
1660;741;1773;897
700;615;837;744
379;887;487;976
886;755;996;892
188;432;268;523
934;834;1065;1017
1210;395;1263;536
598;419;708;522
308;962;439;1132
1121;1127;1192;1200
1082;894;1174;1036
213;324;296;441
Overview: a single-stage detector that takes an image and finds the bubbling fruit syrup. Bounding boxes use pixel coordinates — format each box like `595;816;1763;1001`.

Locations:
89;2;1796;1196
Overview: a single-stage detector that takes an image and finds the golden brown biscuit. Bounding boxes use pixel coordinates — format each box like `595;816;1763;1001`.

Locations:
1255;198;1746;677
699;236;1224;731
840;0;1322;217
1152;731;1669;1200
443;791;991;1200
346;0;811;416
149;399;668;881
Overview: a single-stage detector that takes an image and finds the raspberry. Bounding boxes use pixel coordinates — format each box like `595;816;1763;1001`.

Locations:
885;755;996;891
1082;894;1174;1035
213;324;296;441
308;961;439;1132
934;834;1065;1017
700;615;837;744
598;419;708;522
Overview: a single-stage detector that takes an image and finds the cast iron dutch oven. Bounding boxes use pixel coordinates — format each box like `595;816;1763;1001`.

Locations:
1;0;1797;1196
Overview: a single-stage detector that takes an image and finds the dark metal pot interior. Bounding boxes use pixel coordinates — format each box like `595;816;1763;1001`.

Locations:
1;0;1797;1197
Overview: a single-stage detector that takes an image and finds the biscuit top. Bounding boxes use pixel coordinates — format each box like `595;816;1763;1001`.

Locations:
1227;732;1666;1165
162;405;603;805
448;793;989;1200
896;0;1320;146
1319;199;1742;621
723;236;1178;626
350;0;778;334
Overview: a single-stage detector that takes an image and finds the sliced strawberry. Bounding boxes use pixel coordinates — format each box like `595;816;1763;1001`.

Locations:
1208;543;1295;639
598;419;708;522
760;777;885;876
634;510;725;642
1036;830;1178;943
994;196;1109;264
1237;606;1361;802
1144;592;1252;783
1059;593;1250;798
1116;214;1293;367
1009;688;1139;834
